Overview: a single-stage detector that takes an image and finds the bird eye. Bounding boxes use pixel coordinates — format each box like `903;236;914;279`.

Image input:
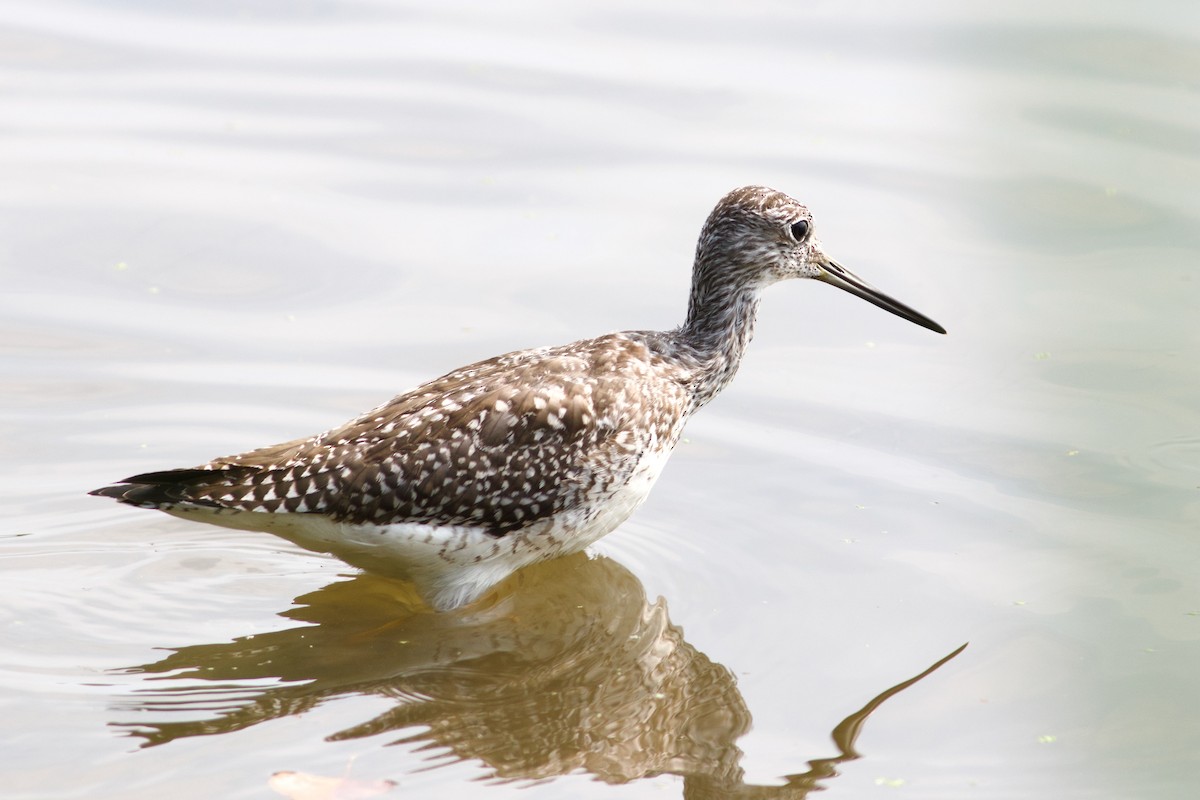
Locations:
789;220;810;241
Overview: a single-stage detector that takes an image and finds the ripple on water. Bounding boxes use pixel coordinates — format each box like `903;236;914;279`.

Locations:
1146;435;1200;476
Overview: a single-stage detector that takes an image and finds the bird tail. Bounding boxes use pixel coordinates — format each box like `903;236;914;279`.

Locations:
90;467;258;510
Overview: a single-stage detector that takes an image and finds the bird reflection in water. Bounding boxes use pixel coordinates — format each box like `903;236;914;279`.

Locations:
114;554;965;798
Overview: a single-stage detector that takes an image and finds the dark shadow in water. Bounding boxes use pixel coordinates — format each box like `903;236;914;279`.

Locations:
113;553;965;797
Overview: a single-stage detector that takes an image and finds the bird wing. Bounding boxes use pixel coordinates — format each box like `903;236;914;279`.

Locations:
124;334;688;535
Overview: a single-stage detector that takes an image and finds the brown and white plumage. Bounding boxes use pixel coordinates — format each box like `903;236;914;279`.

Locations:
92;186;945;610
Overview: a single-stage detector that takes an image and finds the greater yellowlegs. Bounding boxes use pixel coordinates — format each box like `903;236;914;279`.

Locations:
92;186;945;610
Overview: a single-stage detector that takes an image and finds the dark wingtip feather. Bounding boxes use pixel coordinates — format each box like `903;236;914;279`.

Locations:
89;483;133;499
89;467;256;509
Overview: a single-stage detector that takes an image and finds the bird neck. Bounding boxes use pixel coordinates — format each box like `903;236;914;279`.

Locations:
676;274;763;408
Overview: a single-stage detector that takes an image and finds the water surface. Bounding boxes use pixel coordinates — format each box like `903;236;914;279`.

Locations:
2;1;1198;798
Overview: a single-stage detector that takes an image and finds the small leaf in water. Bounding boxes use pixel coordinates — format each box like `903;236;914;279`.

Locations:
268;771;396;800
1037;735;1057;744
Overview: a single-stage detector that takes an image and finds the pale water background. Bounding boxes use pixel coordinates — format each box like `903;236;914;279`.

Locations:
2;1;1198;798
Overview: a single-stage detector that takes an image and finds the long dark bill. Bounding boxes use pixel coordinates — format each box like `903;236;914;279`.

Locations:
817;259;946;334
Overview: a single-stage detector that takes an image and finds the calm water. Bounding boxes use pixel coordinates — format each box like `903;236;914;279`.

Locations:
2;1;1198;798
